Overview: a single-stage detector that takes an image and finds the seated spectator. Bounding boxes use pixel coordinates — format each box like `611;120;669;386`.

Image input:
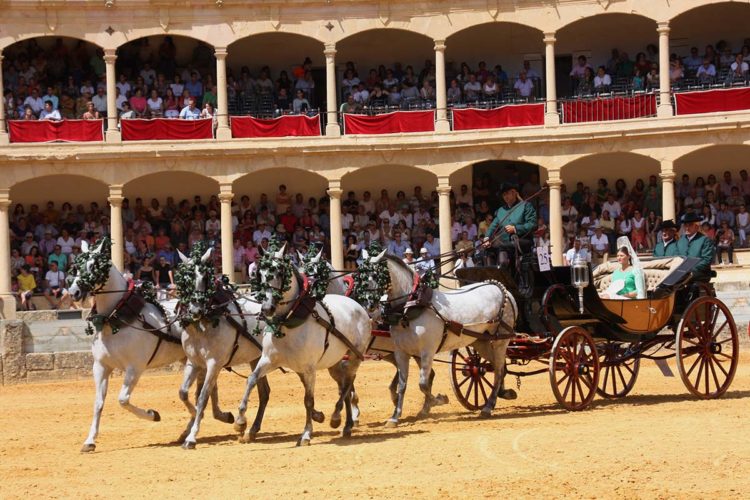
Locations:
42;261;68;309
17;265;37;311
120;101;136;120
513;71;534;98
669;58;684;83
730;53;749;80
463;74;481;102
419;80;435;101
21;106;37;121
696;58;717;81
39;101;61;120
129;88;148;116
683;47;703;73
24;88;44;116
716;221;735;265
593;66;611;89
339;94;359;114
200;102;215;120
146;89;164;117
352;83;369;105
570;55;592;90
447;79;462;104
179;97;201;120
92;87;108;116
577;67;595;95
482;75;500;99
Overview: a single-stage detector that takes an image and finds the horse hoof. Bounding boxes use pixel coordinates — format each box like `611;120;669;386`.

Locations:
501;389;518;401
479;409;493;419
352;419;360;427
312;410;325;424
182;441;196;450
222;412;235;424
238;434;251;444
297;438;311;447
234;420;247;434
417;410;430;419
330;414;341;429
433;394;449;406
342;428;352;439
384;419;398;428
149;410;161;422
80;443;96;453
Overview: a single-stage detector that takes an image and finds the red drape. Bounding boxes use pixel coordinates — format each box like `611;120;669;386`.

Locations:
561;95;657;123
451;104;545;131
121;118;214;141
343;111;435;135
231;115;321;138
674;87;750;115
8;119;104;143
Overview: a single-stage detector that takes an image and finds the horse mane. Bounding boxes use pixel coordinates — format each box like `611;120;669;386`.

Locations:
384;253;415;279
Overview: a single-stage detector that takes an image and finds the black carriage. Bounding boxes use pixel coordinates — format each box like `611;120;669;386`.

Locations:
452;256;740;411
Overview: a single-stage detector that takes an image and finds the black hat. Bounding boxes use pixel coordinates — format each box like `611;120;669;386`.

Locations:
681;212;702;224
657;219;678;231
499;182;519;194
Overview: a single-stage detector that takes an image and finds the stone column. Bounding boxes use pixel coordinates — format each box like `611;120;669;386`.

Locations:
543;33;560;126
215;47;232;140
0;55;8;145
324;43;341;137
108;185;125;272
327;180;344;270
660;161;676;222
547;176;564;266
434;39;450;133
104;49;121;143
0;189;15;319
437;177;453;287
657;22;673;118
219;183;234;280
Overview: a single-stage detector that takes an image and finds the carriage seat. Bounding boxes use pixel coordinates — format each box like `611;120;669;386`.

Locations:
593;257;685;294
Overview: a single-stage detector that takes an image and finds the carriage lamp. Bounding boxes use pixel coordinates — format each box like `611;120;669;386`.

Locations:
571;257;589;314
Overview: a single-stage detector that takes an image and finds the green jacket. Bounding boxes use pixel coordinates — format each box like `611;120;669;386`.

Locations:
676;233;714;278
653;239;679;258
486;201;537;244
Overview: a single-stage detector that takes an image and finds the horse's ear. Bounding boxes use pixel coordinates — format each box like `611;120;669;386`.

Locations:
200;247;213;264
80;240;90;253
362;249;369;261
297;250;305;262
371;249;387;263
178;250;189;264
274;243;286;259
312;248;323;263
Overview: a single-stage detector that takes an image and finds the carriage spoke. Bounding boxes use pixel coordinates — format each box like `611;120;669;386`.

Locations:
715;336;734;345
713;350;734;360
556;370;570;386
463;377;476;403
616;365;628;390
579;373;593;391
685;351;702;377
712;319;728;339
621;361;635;376
456;374;472;389
473;378;479;408
707;357;721;393
561;375;573;401
710;353;730;377
704;356;710;395
478;374;488;403
601;364;611;392
693;355;706;390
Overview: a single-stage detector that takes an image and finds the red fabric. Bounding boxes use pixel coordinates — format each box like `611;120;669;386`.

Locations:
343;110;435;135
231;115;321;138
452;104;544;131
8;119;103;143
561;95;657;123
121;118;213;141
674;87;750;115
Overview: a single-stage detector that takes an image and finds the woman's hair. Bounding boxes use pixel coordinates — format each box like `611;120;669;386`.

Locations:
618;246;631;264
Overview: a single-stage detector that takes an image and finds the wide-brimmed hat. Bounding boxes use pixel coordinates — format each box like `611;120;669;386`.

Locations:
682;212;702;224
404;248;414;254
657;219;678;231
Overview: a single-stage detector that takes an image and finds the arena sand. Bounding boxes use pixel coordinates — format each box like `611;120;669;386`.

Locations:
1;351;749;499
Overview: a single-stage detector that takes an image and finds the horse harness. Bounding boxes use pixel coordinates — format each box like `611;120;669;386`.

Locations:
87;280;181;366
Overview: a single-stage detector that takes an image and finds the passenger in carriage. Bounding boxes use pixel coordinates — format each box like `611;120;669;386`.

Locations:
653;219;679;257
676;212;715;282
599;245;642;300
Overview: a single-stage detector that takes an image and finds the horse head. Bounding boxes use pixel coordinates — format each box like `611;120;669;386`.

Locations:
176;244;214;322
352;248;389;313
68;236;113;302
252;242;292;318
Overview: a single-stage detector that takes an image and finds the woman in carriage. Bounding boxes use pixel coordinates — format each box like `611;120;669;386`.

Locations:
599;237;646;300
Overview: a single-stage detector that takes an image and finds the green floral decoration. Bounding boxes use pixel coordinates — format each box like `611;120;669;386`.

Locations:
175;242;222;327
249;240;293;338
353;242;390;306
300;246;330;301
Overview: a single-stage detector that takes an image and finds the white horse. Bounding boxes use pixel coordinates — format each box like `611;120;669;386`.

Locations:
175;246;271;449
68;238;231;452
236;243;372;445
369;252;517;425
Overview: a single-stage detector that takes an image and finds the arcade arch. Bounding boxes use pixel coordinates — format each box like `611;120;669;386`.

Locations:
9;175;108;207
123;171;219;204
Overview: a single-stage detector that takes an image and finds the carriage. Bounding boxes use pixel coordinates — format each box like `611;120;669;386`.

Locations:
451;255;740;411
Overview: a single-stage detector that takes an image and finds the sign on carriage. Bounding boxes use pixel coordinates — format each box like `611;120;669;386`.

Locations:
536;246;551;272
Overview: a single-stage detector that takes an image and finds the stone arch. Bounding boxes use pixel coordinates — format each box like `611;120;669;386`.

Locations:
0;34;104;53
674;144;750;183
232;168;329;209
670;2;750;56
561;152;660;192
10;174;109;207
341;164;438;199
123;171;219;204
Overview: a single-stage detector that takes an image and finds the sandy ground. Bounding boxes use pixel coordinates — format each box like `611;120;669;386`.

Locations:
1;352;749;499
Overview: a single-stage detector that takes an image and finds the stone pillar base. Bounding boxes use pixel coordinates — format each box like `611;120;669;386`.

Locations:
0;132;9;145
0;294;17;320
216;126;232;140
434;119;451;133
544;112;560;126
105;129;122;143
326;123;341;137
657;104;674;118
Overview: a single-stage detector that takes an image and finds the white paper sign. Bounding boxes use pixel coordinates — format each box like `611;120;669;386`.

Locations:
536;246;551;272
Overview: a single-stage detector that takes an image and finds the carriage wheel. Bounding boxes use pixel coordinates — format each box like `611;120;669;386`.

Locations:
450;346;495;411
549;326;599;411
676;296;739;399
596;342;640;399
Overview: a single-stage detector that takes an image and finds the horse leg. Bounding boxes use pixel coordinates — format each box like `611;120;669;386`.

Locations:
427;365;449;406
236;357;274;443
81;361;112;452
340;358;362;438
118;367;159;421
385;350;410;428
350;386;360;427
417;353;437;418
182;360;221;449
383;353;400;406
297;371;317;446
245;375;270;442
177;362;202;442
328;361;346;429
481;340;511;418
210;383;235;424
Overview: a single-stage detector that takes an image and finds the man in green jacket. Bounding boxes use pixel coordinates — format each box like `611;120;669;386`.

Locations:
676;212;714;281
653;219;679;258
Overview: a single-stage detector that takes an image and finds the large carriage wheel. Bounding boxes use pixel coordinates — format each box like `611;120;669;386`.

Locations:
549;326;599;411
450;346;495;411
596;341;640;399
676;296;739;399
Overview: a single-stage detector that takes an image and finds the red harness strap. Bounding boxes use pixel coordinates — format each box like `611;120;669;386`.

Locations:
343;275;355;297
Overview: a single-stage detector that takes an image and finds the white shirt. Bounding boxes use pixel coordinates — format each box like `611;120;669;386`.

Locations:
513;78;534;97
116;82;132;97
252;229;272;245
602;201;622;218
696;64;716;78
45;269;65;288
731;61;749;73
39;109;61;120
590;233;608;252
565;247;591;264
594;74;612;88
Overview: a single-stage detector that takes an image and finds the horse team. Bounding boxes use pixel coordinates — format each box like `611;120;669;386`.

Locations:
68;237;516;451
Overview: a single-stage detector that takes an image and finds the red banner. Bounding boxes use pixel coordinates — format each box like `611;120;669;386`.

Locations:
561;95;657;123
674;87;750;115
231;115;321;138
343;110;435;135
452;104;545;131
8;119;103;143
121;118;214;141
